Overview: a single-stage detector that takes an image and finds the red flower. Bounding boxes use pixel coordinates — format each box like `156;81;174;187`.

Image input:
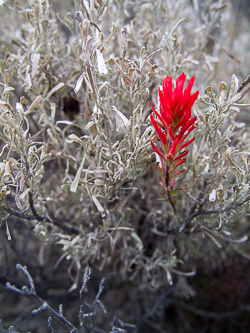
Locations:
150;113;168;150
150;73;199;208
158;73;199;134
151;73;199;161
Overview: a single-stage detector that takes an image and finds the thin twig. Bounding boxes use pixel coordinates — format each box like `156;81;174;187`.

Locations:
165;165;177;215
28;191;41;220
179;194;250;233
173;299;250;319
5;197;80;235
237;74;250;93
6;264;79;332
179;195;209;233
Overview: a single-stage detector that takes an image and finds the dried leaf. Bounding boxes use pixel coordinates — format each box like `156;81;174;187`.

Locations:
217;81;228;104
25;95;42;115
220;124;235;144
44;82;65;101
70;156;85;193
85;121;95;129
166;268;173;285
229;74;239;97
19;188;32;200
5;221;11;241
92;195;105;217
224;235;248;243
74;72;85;93
209;189;216;202
205;86;215;100
75;11;90;48
112;106;130;132
96;49;108;75
31;53;40;78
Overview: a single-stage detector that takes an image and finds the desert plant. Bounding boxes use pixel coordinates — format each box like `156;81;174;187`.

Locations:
1;0;250;332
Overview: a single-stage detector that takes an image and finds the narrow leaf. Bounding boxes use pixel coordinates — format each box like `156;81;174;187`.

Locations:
70;156;85;192
92;195;105;217
44;82;65;101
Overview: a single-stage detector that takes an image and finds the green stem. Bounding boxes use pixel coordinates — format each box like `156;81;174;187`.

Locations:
165;165;177;215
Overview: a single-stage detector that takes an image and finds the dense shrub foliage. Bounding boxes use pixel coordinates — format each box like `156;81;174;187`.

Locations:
0;0;250;332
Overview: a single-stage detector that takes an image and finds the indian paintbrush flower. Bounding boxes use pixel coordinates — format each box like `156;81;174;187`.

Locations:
150;73;199;214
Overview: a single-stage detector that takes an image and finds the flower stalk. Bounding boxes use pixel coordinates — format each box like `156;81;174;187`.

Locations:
150;73;199;216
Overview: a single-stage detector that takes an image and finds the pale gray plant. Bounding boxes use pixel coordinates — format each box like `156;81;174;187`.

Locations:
0;3;250;327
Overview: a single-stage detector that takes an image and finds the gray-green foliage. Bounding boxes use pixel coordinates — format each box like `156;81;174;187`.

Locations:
192;74;250;229
0;0;250;292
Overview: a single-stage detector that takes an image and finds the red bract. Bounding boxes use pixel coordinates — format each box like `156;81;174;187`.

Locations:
150;73;199;210
158;73;199;133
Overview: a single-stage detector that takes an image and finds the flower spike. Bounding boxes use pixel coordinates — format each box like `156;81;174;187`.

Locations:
150;73;199;214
